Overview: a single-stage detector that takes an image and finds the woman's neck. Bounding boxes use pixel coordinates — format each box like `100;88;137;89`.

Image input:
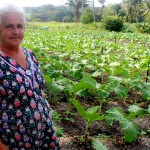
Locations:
0;45;20;55
0;45;27;69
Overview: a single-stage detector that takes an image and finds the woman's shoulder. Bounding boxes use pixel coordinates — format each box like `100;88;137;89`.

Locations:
23;48;39;64
23;47;33;54
23;47;36;58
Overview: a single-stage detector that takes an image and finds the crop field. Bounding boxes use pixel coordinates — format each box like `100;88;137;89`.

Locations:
22;23;150;149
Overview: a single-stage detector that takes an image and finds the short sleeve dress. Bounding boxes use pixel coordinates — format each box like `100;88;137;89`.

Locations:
0;48;60;150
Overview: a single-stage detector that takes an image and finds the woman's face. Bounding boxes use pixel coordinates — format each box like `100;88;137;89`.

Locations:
0;11;25;49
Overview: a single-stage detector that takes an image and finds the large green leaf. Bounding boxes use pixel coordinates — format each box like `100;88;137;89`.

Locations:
106;107;139;143
92;139;108;150
92;69;105;77
50;79;65;93
121;119;139;143
97;88;110;100
85;113;104;124
73;75;100;94
80;75;97;89
54;125;64;137
105;107;125;124
70;99;104;124
114;85;128;98
70;98;86;118
86;106;100;114
48;70;62;78
128;105;147;118
73;82;91;94
141;82;150;100
86;106;104;124
113;67;130;78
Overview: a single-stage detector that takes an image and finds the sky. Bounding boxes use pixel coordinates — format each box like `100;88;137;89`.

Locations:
1;0;123;8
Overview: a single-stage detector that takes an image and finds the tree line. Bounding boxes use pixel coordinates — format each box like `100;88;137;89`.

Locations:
24;0;149;24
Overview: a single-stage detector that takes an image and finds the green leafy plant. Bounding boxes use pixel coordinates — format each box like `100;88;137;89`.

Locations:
92;139;108;150
103;17;124;32
128;105;149;118
108;76;128;99
136;23;150;34
105;105;148;143
105;108;138;142
63;110;75;122
54;125;64;138
70;98;104;141
51;109;64;137
73;75;110;113
81;8;93;24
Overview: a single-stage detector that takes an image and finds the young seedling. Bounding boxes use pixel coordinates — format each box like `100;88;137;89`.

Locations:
70;98;104;142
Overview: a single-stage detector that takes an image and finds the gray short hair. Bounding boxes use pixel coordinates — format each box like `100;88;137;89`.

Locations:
0;4;26;24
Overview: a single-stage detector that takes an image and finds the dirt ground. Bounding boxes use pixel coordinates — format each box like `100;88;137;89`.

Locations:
50;95;150;150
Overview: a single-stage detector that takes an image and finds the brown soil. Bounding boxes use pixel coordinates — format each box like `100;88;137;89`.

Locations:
50;92;150;150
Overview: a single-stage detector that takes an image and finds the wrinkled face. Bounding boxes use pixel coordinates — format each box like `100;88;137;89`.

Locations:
0;11;25;49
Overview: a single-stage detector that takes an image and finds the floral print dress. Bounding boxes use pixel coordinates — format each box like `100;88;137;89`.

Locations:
0;48;60;150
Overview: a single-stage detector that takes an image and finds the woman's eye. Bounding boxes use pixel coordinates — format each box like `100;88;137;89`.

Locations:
18;25;23;28
6;25;12;28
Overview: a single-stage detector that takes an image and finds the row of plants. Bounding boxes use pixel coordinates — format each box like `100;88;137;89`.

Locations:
23;29;150;98
22;27;150;149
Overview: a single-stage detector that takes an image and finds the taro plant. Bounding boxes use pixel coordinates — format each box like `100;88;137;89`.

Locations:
73;75;110;113
105;107;139;143
44;74;77;101
44;75;64;101
70;98;104;142
128;104;149;118
124;75;150;101
141;82;150;101
105;104;149;143
65;61;85;80
108;76;128;100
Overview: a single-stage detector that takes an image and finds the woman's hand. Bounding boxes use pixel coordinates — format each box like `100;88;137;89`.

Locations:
0;141;9;150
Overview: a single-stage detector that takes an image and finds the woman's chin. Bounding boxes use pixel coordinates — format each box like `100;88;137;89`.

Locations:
8;43;21;49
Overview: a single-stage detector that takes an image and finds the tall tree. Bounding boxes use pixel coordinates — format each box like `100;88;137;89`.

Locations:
142;0;150;20
81;0;87;19
66;0;89;23
97;0;106;18
92;0;96;24
123;0;143;23
113;4;122;16
86;0;96;24
132;0;143;23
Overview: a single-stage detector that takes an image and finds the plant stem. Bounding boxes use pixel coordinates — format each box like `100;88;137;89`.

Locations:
99;101;102;114
84;122;89;141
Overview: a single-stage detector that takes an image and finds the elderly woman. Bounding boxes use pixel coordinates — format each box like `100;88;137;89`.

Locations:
0;4;60;150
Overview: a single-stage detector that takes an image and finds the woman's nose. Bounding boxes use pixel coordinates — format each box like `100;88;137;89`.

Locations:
12;27;19;35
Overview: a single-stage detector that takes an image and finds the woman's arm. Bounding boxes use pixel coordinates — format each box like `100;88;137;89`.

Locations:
0;140;9;150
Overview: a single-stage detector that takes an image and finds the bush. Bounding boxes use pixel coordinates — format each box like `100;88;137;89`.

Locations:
122;23;136;33
81;8;93;24
103;17;124;32
136;23;150;34
32;18;42;22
